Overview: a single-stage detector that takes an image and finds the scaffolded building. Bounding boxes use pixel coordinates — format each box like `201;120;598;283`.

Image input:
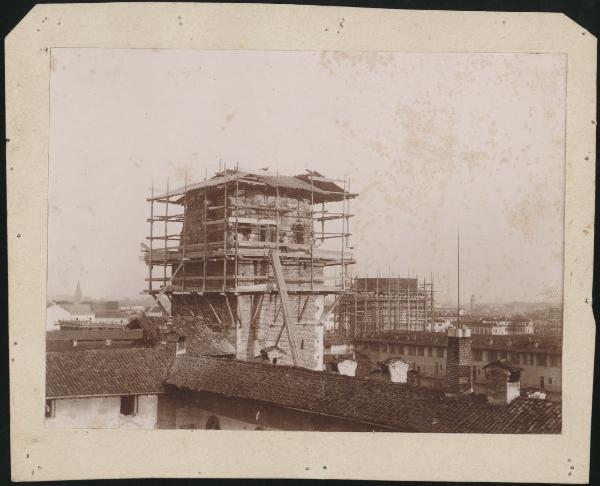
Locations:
334;276;436;339
143;168;356;370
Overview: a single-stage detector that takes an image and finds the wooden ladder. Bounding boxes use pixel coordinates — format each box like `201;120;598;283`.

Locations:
270;250;299;366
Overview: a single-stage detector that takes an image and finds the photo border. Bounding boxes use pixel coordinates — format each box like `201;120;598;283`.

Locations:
6;3;596;482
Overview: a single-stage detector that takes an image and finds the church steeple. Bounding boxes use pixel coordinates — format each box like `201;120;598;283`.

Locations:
74;281;83;303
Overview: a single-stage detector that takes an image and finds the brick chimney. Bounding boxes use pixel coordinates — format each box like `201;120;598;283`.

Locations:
483;360;522;405
445;327;473;397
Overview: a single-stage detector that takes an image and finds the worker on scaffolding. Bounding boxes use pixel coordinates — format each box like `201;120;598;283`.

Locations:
291;219;305;244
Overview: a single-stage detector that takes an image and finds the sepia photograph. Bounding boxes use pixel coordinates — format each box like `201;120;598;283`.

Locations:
6;3;596;482
45;48;565;433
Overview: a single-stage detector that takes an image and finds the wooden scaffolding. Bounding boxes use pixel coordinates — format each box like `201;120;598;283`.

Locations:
333;275;436;340
142;168;357;309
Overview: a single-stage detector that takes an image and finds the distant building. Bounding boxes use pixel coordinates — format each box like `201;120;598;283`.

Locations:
74;281;83;304
548;305;563;323
46;302;73;331
431;319;453;333
354;331;562;401
507;319;535;335
47;302;94;330
93;309;130;325
463;318;534;336
62;303;94;322
467;320;509;336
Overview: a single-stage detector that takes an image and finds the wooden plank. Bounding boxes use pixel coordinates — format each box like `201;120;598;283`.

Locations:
229;216;277;226
250;293;265;328
297;295;310;322
155;297;168;316
274;296;282;322
307;175;344;184
202;295;222;326
270;251;299;365
320;293;343;325
224;294;236;327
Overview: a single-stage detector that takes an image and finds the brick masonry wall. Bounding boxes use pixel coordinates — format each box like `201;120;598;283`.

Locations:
446;336;473;395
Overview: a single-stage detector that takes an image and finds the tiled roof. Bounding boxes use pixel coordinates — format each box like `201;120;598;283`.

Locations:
46;348;173;398
382;357;408;367
483;359;522;372
357;332;562;354
159;170;357;203
46;329;143;341
94;309;129;319
166;356;561;433
58;320;126;330
61;303;94;316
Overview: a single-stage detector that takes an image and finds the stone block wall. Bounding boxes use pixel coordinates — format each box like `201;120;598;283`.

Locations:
171;292;325;370
235;293;325;370
182;189;313;248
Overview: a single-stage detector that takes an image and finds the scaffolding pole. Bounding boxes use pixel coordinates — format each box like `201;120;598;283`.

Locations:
235;177;239;291
149;183;154;294
163;178;169;291
182;177;187;291
203;170;208;293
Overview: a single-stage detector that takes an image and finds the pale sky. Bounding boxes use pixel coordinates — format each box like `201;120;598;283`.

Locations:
48;49;566;303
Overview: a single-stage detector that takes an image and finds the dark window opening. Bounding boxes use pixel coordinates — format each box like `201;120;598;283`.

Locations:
291;221;305;244
272;357;278;365
120;395;137;416
540;376;545;390
300;339;304;350
548;377;553;385
206;415;221;430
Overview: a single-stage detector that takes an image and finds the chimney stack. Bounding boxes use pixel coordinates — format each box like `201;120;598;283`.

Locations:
337;358;358;377
483;360;522;405
382;357;410;383
445;327;473;397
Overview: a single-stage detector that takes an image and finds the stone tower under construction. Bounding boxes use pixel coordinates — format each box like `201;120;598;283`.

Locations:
143;168;357;370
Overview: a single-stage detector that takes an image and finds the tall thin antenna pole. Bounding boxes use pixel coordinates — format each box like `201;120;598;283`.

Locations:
457;230;461;329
